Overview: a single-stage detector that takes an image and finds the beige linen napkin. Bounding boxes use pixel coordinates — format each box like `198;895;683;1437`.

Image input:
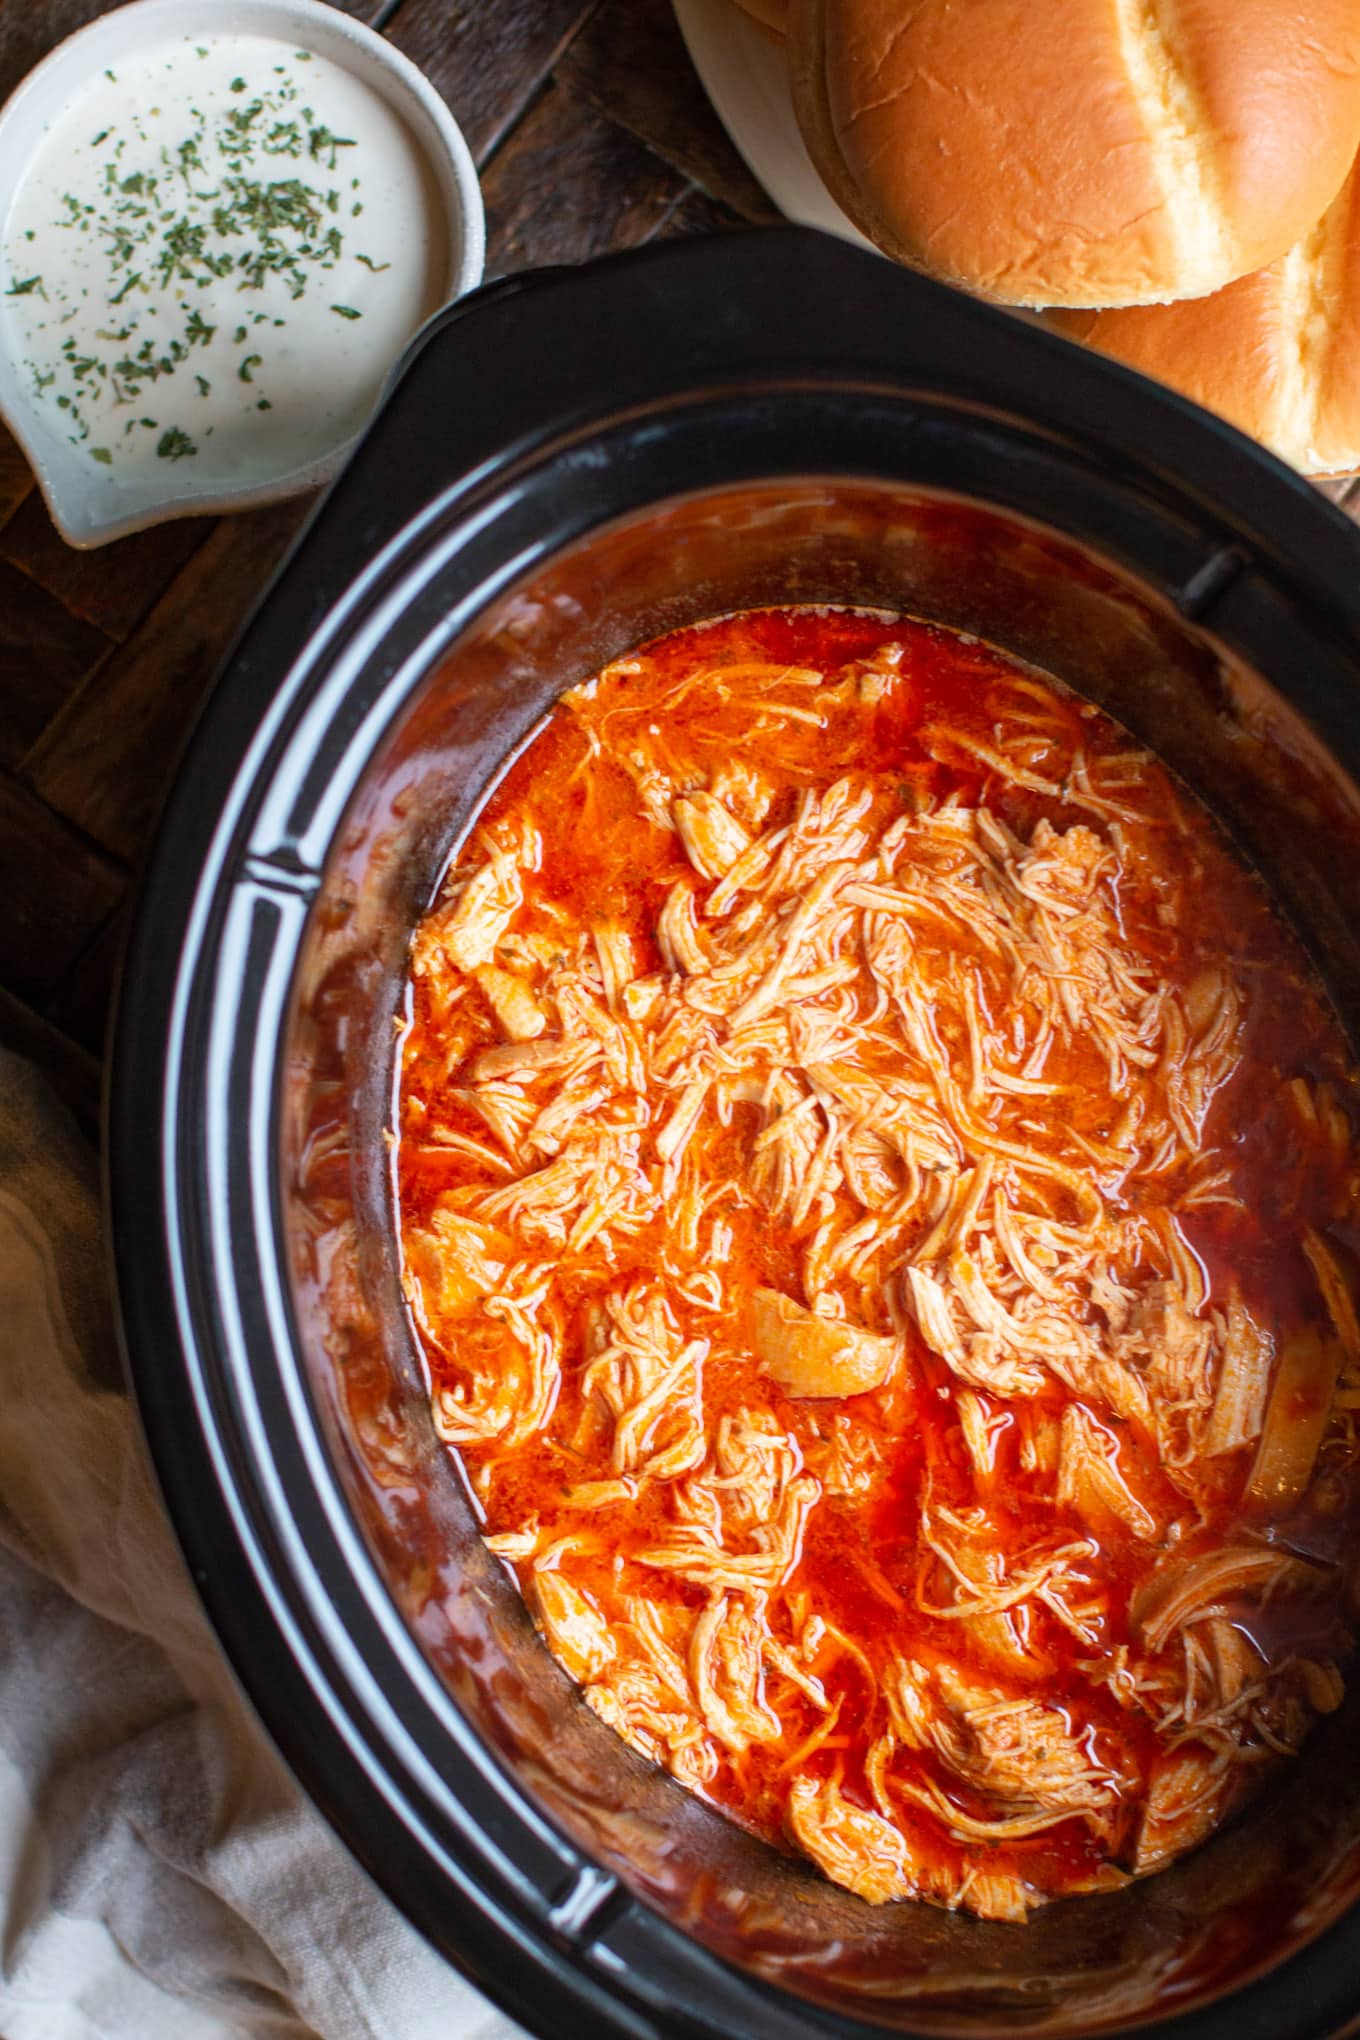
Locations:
0;1048;528;2040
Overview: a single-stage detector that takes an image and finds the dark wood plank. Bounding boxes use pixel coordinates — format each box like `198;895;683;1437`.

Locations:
483;78;691;275
0;421;34;533
0;0;390;104
44;894;127;1055
383;0;599;166
0;985;101;1140
0;771;123;1002
652;184;750;241
0;558;111;769
0;490;212;642
557;0;781;222
22;496;313;866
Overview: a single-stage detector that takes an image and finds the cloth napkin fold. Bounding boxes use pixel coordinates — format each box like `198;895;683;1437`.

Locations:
0;1048;527;2040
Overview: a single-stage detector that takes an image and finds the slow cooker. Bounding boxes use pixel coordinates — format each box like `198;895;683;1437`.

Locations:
110;228;1360;2040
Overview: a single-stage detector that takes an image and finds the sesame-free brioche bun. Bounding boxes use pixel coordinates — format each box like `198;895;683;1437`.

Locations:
1052;163;1360;476
730;0;788;30
788;0;1360;309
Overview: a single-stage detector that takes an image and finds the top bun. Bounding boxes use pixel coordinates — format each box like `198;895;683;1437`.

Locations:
789;0;1360;308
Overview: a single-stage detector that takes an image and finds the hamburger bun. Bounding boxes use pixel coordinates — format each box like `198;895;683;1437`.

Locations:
1052;162;1360;476
788;0;1360;308
730;0;788;29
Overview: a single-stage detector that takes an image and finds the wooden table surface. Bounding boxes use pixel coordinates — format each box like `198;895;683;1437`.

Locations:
0;0;1356;1136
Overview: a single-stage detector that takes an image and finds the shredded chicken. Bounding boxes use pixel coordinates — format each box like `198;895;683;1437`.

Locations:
1133;1746;1238;1875
1130;1544;1326;1655
531;1570;616;1683
398;607;1360;1920
1057;1403;1162;1541
785;1774;919;1904
883;1657;1127;1844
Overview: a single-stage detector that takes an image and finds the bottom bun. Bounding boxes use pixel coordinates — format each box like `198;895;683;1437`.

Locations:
1053;164;1360;479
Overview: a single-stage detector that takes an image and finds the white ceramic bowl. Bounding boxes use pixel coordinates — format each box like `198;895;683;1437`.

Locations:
0;0;485;547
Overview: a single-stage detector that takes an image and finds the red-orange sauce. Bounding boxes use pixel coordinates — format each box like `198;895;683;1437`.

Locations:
396;607;1360;1919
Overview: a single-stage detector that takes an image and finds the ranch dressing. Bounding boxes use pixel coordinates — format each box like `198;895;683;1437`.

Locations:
0;35;443;485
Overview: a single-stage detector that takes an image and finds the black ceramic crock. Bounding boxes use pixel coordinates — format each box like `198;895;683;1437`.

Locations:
110;229;1360;2040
